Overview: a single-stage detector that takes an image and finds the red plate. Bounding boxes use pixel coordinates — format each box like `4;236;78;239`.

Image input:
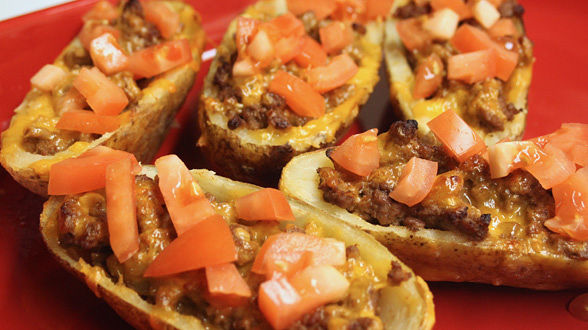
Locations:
0;0;586;329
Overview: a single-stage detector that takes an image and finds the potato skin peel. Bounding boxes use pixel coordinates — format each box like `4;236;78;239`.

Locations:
279;146;588;290
0;1;206;196
384;0;533;144
198;0;384;186
40;167;435;330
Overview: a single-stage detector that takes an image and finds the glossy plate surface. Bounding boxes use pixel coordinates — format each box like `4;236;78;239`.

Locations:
0;0;586;329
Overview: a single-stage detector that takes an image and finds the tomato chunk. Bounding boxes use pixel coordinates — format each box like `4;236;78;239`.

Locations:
545;167;588;241
487;141;536;178
54;88;87;115
389;157;438;207
427;110;487;162
258;275;302;330
127;39;192;78
206;263;251;307
307;54;358;94
450;24;519;81
30;64;67;92
294;37;328;68
144;215;237;277
396;18;432;51
447;48;497;84
142;1;180;39
90;33;129;75
266;13;305;38
525;143;576;190
251;233;346;277
268;70;325;118
56;110;120;134
537;123;588;167
413;53;444;99
430;0;472;19
48;147;140;195
247;29;275;67
106;158;139;263
275;35;303;64
329;129;379;177
236;17;260;53
319;22;353;55
235;188;295;222
286;0;337;20
488;18;518;38
79;23;121;50
365;0;395;19
155;154;216;236
289;265;349;318
82;0;117;22
73;67;129;115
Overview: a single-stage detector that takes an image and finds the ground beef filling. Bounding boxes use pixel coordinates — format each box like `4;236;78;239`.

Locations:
395;0;529;132
117;0;163;53
317;121;554;241
57;176;385;328
22;116;97;156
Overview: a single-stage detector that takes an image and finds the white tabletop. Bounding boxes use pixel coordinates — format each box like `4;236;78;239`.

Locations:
1;0;72;21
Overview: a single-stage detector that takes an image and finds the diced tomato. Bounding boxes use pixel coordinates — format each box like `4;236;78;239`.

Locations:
142;1;179;39
275;36;303;64
472;0;500;29
105;158;139;263
319;22;353;55
144;215;237;277
427;110;487;162
525;143;576;190
251;233;346;277
307;54;358;93
258;275;302;330
430;0;473;20
89;33;129;75
54;88;87;115
235;188;295;222
450;24;519;81
205;263;251;307
413;53;444;99
266;13;306;38
365;0;395;19
294;37;328;68
286;0;337;20
48;147;140;195
447;48;497;84
486;141;537;178
30;64;67;92
79;23;121;50
423;8;460;40
268;70;325;118
536;123;588;167
73;67;129;115
56;110;120;134
155;154;216;236
232;57;257;77
236;17;261;53
247;30;275;67
396;18;432;51
488;18;518;39
331;0;365;21
389;157;438;207
329;129;379;177
82;0;117;22
545;167;588;241
127;39;193;78
289;265;349;318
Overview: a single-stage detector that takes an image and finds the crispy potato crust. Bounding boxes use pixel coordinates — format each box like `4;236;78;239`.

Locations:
0;1;206;196
384;0;533;144
41;167;435;330
198;0;383;186
279;149;588;290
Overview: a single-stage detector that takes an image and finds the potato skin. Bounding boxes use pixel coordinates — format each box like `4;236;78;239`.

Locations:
198;0;383;186
279;149;588;290
0;1;206;196
384;0;532;145
40;168;435;330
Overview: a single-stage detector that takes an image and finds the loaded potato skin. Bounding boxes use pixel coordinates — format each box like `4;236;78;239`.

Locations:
198;0;386;186
0;0;206;196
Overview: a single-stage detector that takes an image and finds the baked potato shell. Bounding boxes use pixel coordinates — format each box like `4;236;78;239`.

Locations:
0;1;206;196
384;0;533;144
198;0;384;185
40;167;434;330
279;148;588;290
